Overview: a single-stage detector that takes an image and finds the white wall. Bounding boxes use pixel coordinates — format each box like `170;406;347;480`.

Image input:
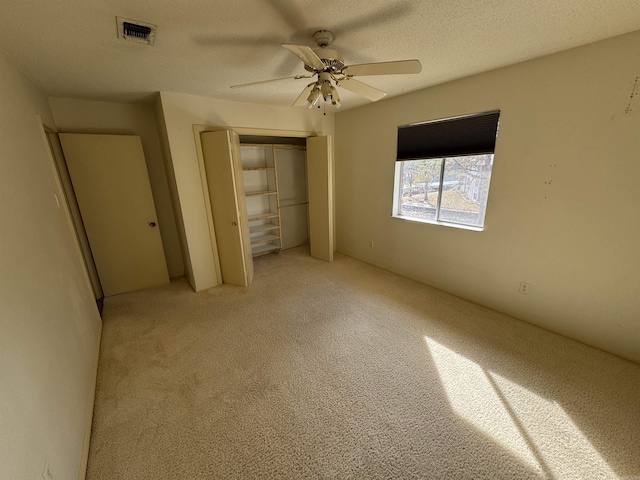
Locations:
335;30;640;363
48;97;184;278
158;92;334;291
0;52;101;479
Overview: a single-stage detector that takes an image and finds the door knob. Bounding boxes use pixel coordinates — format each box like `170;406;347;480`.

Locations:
149;222;157;227
231;221;237;226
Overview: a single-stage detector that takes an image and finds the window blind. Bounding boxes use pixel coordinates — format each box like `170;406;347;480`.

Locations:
397;111;500;161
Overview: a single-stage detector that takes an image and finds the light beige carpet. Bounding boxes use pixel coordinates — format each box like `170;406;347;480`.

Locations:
87;246;640;479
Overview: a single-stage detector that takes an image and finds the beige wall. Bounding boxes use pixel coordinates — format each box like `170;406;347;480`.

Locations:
335;30;640;363
0;53;101;478
154;96;192;285
48;97;184;278
158;92;335;291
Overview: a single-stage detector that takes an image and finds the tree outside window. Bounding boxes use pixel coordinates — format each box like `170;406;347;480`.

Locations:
396;154;493;228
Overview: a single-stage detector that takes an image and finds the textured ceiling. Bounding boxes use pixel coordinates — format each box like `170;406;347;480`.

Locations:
1;0;640;109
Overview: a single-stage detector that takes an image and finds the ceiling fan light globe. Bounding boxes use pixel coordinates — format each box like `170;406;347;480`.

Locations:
320;81;332;99
307;90;321;108
330;86;340;107
306;86;321;105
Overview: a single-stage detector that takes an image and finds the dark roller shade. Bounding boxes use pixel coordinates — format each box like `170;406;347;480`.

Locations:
397;111;500;161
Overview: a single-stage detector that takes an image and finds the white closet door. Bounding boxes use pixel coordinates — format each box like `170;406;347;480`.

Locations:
307;136;334;262
201;130;253;286
60;133;169;296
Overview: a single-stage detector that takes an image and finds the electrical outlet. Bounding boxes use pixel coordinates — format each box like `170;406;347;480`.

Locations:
369;240;374;248
519;282;530;294
42;462;53;480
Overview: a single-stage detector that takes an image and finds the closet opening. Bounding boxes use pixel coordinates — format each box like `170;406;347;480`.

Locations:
239;136;309;257
196;124;333;287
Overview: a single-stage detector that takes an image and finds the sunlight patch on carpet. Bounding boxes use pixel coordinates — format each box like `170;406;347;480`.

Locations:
425;336;617;478
488;372;617;478
425;337;543;473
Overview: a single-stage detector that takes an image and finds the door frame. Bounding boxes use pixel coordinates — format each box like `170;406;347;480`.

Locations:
41;124;104;299
193;125;326;284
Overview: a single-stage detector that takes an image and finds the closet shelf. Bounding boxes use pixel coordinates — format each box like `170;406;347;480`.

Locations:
249;224;280;234
252;243;281;256
251;233;280;244
248;212;279;222
245;190;277;197
280;199;309;208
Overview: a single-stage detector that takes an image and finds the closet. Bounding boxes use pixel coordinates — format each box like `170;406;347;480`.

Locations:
240;139;309;256
200;128;332;287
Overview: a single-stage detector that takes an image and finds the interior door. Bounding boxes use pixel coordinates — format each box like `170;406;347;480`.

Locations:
307;136;334;261
201;130;254;286
59;133;169;296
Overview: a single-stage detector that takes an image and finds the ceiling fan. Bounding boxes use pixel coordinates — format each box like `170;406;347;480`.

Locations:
230;30;422;108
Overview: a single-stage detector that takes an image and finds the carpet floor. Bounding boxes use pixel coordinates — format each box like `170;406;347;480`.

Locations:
86;246;640;479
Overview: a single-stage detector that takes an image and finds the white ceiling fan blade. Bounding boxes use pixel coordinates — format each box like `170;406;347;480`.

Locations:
292;83;316;107
337;78;387;102
343;59;422;76
230;75;312;89
282;44;325;71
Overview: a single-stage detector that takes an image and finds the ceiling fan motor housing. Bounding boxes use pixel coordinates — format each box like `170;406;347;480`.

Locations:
307;30;345;73
303;47;344;73
313;30;334;48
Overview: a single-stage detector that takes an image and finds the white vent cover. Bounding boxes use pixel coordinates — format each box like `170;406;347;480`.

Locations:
116;17;156;45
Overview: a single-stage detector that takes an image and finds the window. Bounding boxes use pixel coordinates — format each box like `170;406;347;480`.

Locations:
393;111;500;229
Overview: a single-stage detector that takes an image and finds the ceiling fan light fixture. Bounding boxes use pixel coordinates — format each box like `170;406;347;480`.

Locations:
331;86;341;108
320;80;333;101
307;85;321;108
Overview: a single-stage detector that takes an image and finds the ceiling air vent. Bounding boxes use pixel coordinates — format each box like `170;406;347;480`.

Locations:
116;17;157;45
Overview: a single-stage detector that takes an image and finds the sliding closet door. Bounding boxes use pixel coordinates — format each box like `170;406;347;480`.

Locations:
307;136;334;262
201;130;254;286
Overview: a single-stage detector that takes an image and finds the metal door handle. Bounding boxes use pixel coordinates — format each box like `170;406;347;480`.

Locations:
231;221;237;226
149;222;157;227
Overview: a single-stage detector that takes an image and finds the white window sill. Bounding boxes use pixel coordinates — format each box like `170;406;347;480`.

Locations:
391;214;484;232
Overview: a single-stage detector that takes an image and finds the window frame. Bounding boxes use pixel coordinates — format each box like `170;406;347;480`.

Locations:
392;111;500;231
393;156;494;231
